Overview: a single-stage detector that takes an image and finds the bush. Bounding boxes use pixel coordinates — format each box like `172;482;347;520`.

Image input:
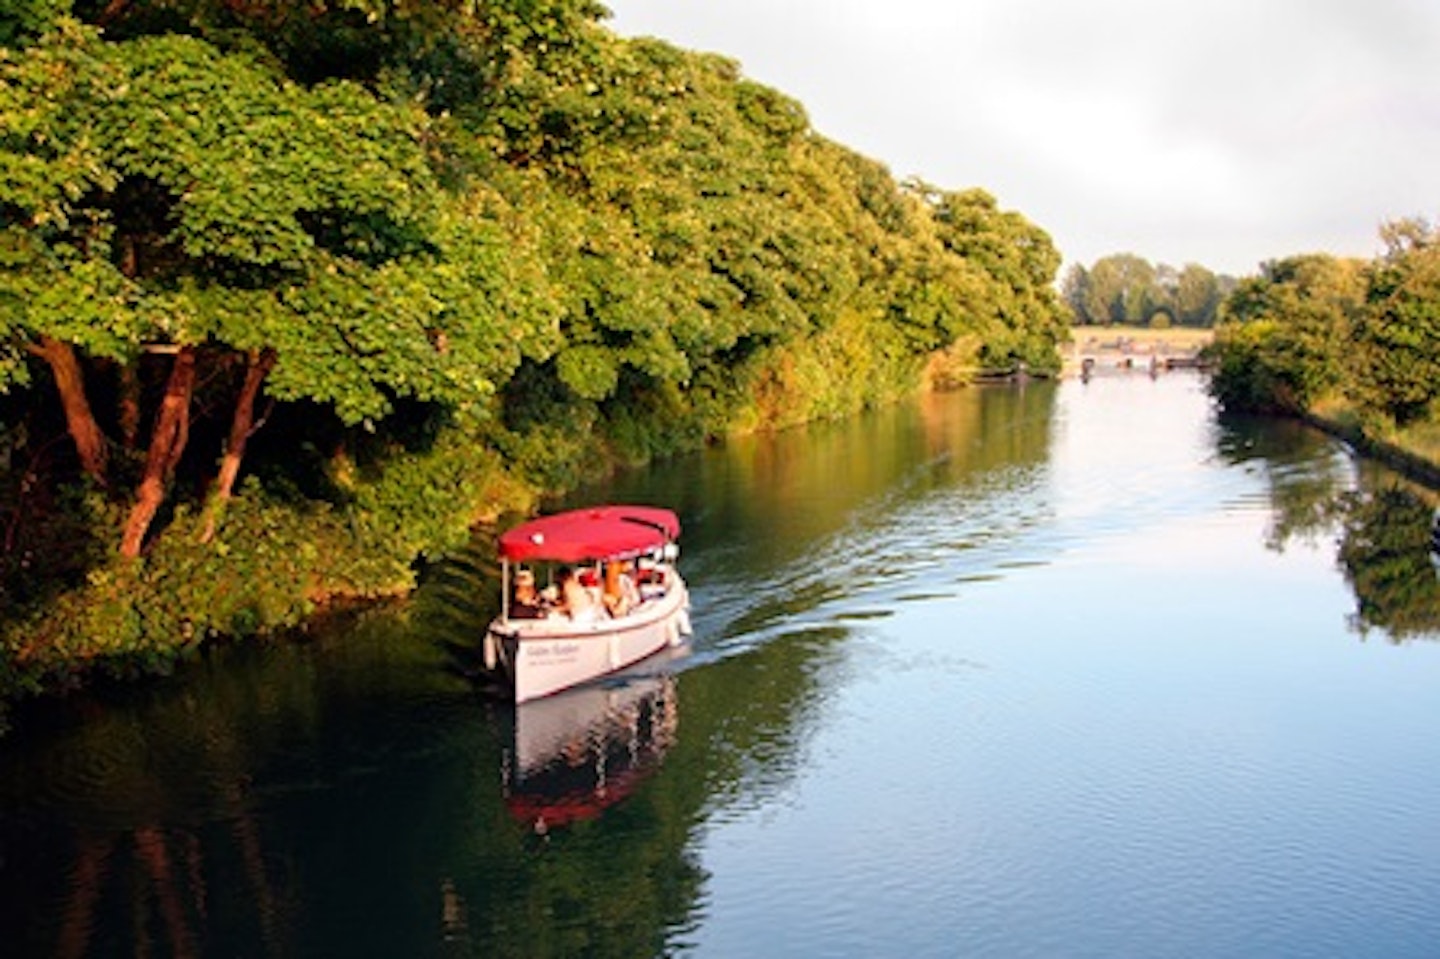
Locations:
0;425;537;700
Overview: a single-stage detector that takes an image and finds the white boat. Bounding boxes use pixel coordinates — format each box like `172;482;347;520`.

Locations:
482;505;692;702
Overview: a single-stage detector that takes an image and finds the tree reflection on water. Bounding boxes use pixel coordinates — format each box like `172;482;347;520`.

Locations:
1336;486;1440;640
1216;410;1440;641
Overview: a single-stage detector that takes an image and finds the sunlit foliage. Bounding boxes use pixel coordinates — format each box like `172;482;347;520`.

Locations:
1207;222;1440;432
1208;254;1365;412
1356;219;1440;425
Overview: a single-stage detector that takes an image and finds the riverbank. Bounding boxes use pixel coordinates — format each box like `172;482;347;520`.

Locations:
0;341;943;730
1302;398;1440;492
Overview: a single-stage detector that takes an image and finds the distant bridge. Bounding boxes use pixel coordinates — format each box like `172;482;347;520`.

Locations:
1062;330;1213;379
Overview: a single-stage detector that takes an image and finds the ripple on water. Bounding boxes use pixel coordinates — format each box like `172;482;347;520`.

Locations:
688;463;1062;670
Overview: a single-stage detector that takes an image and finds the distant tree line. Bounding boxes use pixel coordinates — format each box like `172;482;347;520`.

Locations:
1061;254;1238;327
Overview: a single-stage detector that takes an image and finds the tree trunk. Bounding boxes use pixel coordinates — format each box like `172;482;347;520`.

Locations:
120;346;196;558
25;336;108;485
200;349;275;544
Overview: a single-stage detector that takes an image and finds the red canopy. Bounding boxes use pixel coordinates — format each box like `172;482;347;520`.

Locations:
497;505;681;563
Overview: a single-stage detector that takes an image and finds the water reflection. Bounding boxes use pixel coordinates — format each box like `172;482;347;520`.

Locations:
0;607;496;958
1217;411;1440;640
1335;486;1440;639
1213;412;1354;547
503;676;679;833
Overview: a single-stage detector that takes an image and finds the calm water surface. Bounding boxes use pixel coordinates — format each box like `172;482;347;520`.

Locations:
3;373;1440;958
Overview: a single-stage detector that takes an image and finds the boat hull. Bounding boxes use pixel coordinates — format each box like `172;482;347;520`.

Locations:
487;577;690;702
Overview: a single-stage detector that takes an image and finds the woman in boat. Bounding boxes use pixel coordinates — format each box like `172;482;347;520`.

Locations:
510;568;545;619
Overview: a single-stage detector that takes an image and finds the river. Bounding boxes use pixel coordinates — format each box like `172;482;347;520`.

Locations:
2;372;1439;958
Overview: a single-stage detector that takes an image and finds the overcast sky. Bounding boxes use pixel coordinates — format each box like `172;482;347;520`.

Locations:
604;0;1440;276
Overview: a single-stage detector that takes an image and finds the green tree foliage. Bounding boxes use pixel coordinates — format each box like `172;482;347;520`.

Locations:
0;15;559;555
1060;263;1089;326
1084;253;1155;325
1;1;1070;697
918;185;1067;373
0;0;66;46
1064;253;1229;328
1207;254;1364;412
485;34;1065;434
1176;263;1222;326
1206;221;1440;433
1355;218;1440;425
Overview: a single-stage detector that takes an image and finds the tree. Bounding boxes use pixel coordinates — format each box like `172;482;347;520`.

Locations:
1209;254;1364;412
2;2;1085;684
1152;262;1179;325
919;186;1067;372
1175;263;1221;326
1061;263;1091;324
1066;254;1228;327
1355;219;1440;424
1084;254;1156;325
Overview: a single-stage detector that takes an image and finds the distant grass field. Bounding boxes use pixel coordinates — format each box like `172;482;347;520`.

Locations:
1067;326;1214;354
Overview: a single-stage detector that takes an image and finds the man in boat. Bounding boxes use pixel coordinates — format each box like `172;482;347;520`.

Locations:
636;556;668;600
602;560;641;618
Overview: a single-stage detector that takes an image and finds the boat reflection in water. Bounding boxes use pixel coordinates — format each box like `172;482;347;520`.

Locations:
502;674;679;833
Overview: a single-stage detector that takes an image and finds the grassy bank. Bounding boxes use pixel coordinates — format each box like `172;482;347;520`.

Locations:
1307;396;1440;490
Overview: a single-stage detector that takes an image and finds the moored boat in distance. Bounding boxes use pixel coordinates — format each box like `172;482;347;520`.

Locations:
483;505;691;702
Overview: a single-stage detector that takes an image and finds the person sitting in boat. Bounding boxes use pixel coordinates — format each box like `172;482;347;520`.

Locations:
510;568;545;619
602;560;641;618
556;566;600;622
636;557;668;600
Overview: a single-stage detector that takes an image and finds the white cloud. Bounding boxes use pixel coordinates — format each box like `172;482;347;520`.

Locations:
605;0;1440;275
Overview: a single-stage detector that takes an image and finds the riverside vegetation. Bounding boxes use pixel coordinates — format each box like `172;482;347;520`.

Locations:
1205;220;1440;486
0;0;1069;714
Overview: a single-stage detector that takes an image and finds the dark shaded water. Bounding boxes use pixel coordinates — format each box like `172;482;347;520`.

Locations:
3;374;1440;958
